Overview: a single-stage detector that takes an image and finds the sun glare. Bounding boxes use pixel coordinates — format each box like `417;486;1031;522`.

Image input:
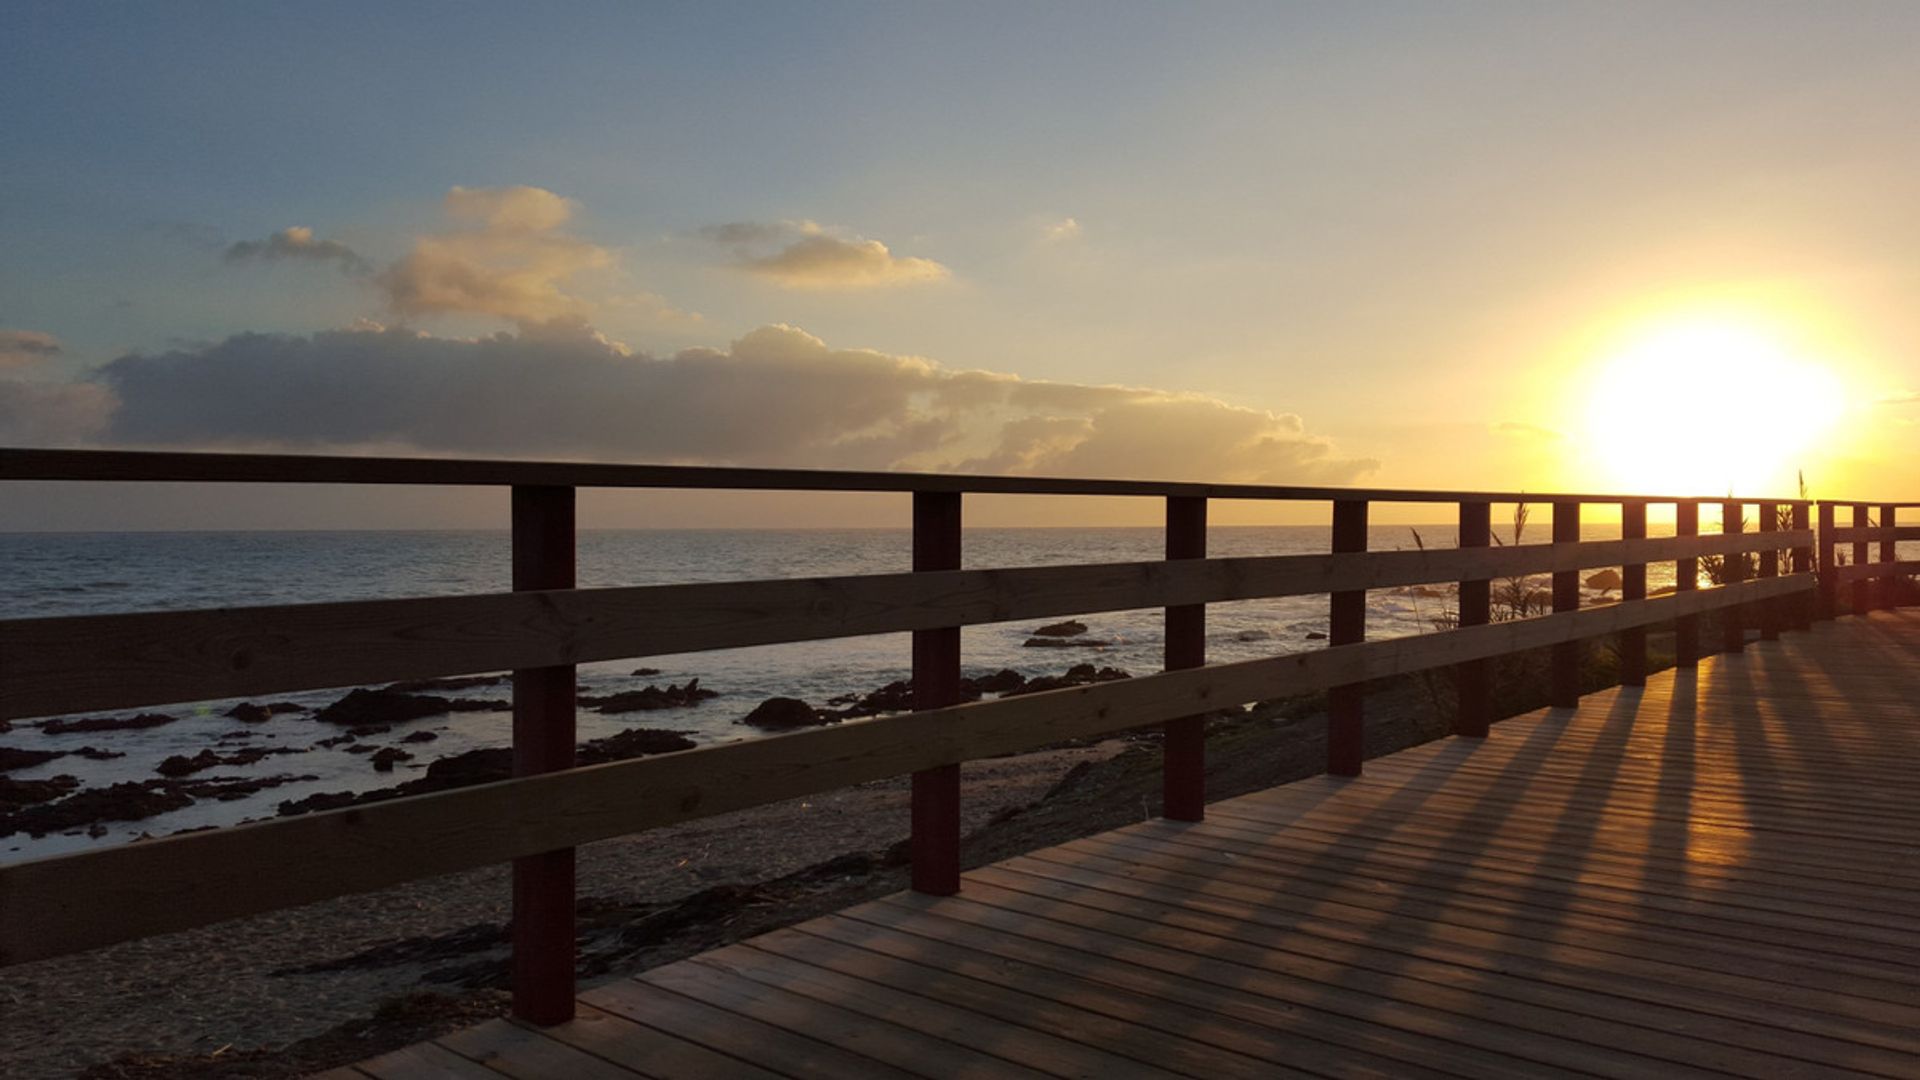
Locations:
1582;318;1846;496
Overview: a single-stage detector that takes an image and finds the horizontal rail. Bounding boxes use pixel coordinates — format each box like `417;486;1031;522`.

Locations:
1;530;1812;720
0;572;1811;967
1834;560;1920;585
1826;525;1920;543
0;448;1812;505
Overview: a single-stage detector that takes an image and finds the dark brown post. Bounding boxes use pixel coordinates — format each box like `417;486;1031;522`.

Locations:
511;485;577;1026
1454;501;1491;737
1676;501;1700;666
1881;504;1898;610
911;490;963;895
1817;502;1837;621
1550;500;1580;707
1327;499;1368;776
1758;502;1779;641
1162;496;1207;821
1620;501;1647;685
1792;503;1813;630
1721;501;1746;654
1852;504;1871;616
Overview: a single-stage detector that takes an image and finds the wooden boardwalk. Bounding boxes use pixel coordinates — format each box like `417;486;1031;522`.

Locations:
336;610;1920;1079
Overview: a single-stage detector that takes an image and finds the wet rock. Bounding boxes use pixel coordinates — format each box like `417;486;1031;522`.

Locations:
0;747;64;772
738;697;833;731
1305;631;1327;640
970;668;1027;694
631;667;663;677
1023;636;1113;648
315;688;506;727
1008;663;1133;696
70;746;124;760
346;744;375;754
314;734;357;749
225;701;307;723
370;747;414;772
0;774;80;811
1234;629;1272;642
1585;568;1624;591
173;774;318;801
0;781;195;837
383;674;508;694
41;712;176;735
1031;619;1088;638
579;679;716;714
401;730;440;744
418;747;513;788
157;746;297;777
577;728;697;763
347;724;392;737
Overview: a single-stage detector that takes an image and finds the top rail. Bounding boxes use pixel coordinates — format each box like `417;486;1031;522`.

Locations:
0;448;1813;505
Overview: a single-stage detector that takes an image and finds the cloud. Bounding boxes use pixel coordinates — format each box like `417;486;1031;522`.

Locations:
0;379;114;444
0;329;62;369
224;226;369;273
375;185;617;326
87;323;1371;484
1041;217;1082;242
1876;390;1920;405
703;220;950;290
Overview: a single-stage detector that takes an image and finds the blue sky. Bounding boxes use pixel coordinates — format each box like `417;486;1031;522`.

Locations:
4;2;1917;524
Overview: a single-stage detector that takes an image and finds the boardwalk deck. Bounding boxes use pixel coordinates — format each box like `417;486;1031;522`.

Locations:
342;610;1920;1079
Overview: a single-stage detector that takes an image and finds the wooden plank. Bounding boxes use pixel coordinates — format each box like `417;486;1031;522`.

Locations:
1834;559;1920;584
1160;494;1207;820
1327;498;1367;776
1;531;1813;720
1826;525;1920;542
1550;500;1580;706
909;490;963;896
357;1040;507;1079
0;446;1816;505
1455;499;1492;734
0;573;1814;967
534;1002;787;1079
436;1019;644;1080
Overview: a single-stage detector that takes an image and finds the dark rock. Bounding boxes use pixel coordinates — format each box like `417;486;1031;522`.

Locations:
314;734;356;749
70;746;124;760
1305;631;1327;640
580;679;716;714
631;667;663;677
315;688;506;727
346;744;375;754
225;701;307;723
173;774;318;801
0;774;81;811
1031;619;1088;638
156;750;223;778
1585;568;1624;591
41;712;175;735
970;668;1027;694
401;730;440;744
738;697;833;731
1008;663;1133;696
0;781;194;838
347;724;392;737
0;747;64;772
370;747;413;772
420;748;513;788
578;728;697;764
1023;636;1113;649
1234;629;1272;642
383;674;508;694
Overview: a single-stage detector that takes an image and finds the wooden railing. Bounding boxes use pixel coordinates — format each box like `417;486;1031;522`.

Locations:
5;449;1909;1026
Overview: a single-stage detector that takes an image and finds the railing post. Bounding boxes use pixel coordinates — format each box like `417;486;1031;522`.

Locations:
1454;500;1491;737
1327;499;1368;776
511;484;577;1026
1881;504;1898;610
1550;500;1580;707
1793;503;1814;630
1162;496;1207;821
1620;501;1647;685
1757;503;1779;641
1817;502;1837;621
1676;501;1700;666
1852;504;1871;616
1722;501;1746;654
911;490;963;895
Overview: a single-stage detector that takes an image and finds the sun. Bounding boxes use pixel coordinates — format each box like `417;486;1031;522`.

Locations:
1581;317;1845;497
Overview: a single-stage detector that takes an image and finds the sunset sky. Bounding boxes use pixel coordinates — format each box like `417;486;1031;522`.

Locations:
3;2;1917;527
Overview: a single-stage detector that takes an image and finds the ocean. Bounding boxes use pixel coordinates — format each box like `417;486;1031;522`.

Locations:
2;525;1681;862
